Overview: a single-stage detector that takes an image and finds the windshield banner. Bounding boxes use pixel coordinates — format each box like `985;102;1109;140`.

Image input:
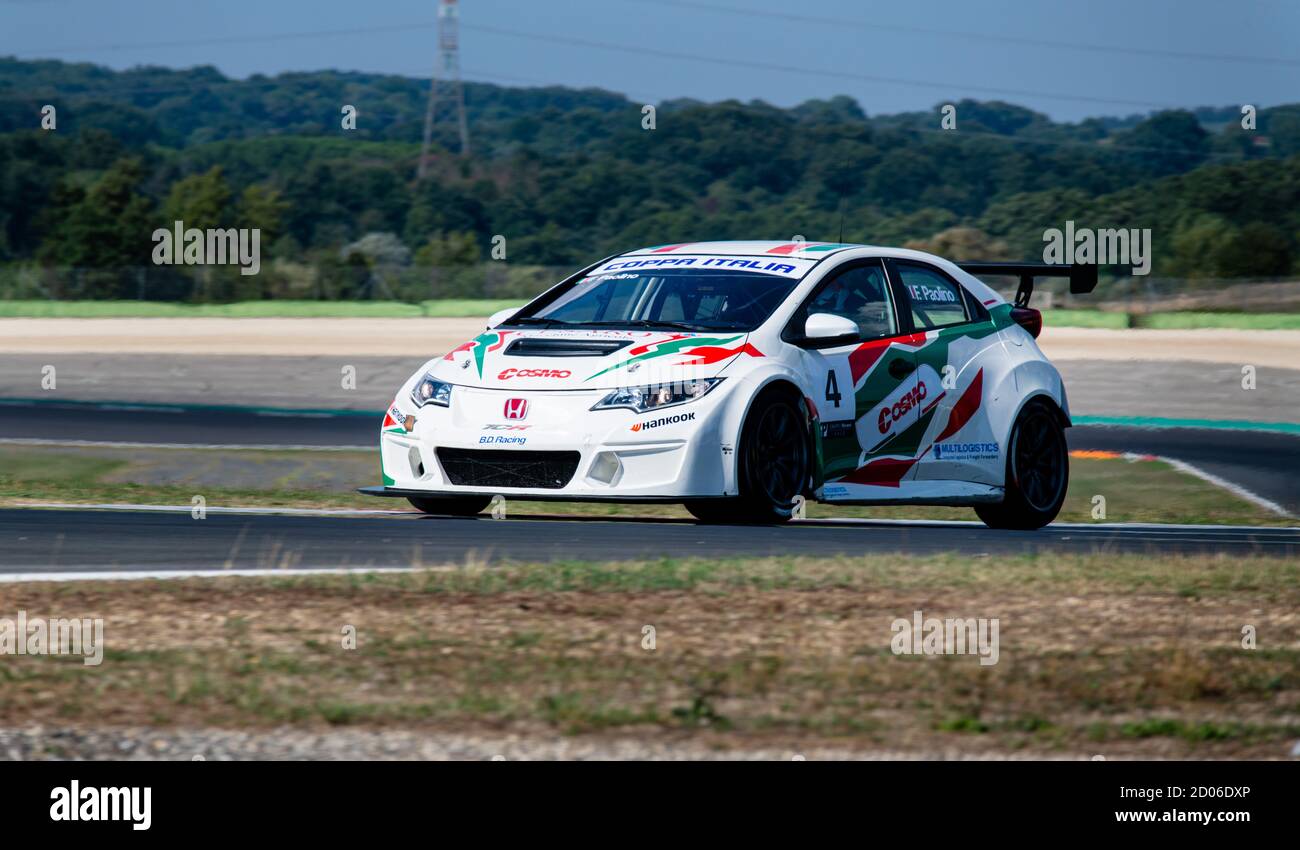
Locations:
589;255;819;278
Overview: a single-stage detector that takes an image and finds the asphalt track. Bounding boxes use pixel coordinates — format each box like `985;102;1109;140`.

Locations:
2;399;1297;512
0;400;1296;574
1;508;1296;574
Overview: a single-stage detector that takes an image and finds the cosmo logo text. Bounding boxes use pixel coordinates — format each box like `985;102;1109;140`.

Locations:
878;381;928;434
497;368;571;380
50;781;151;831
152;220;261;276
0;610;103;666
891;609;1000;666
859;363;944;452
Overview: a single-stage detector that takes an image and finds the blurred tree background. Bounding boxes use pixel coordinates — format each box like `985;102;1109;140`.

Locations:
1;58;1298;301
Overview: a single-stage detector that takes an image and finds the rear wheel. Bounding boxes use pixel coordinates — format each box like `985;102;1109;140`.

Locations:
685;390;809;524
406;495;494;517
975;399;1068;530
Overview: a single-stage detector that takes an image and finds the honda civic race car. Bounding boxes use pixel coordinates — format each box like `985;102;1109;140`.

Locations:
360;241;1096;529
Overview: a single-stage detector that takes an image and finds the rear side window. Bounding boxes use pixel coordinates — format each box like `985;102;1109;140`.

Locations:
894;263;969;330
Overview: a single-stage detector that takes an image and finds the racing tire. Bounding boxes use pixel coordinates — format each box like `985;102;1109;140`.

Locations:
685;390;809;525
406;495;494;517
975;399;1069;530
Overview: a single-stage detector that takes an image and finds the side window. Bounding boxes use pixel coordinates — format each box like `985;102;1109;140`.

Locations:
895;263;969;330
802;262;897;340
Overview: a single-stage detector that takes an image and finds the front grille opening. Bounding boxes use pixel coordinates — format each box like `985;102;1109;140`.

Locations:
436;448;581;489
505;338;632;358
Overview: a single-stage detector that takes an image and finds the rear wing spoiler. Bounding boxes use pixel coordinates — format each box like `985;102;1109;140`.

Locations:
957;262;1097;307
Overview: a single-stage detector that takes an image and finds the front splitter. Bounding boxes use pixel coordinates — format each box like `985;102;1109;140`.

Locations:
356;485;728;504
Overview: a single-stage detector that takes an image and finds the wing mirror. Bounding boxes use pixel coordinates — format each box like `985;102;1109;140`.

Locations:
486;306;523;329
800;312;860;346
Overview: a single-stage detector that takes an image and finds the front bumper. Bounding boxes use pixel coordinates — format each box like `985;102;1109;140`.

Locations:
374;385;734;499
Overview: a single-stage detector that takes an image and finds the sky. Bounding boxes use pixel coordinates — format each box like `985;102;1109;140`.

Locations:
2;0;1297;121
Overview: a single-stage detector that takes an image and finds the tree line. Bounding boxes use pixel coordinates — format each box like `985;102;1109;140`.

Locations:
1;58;1298;300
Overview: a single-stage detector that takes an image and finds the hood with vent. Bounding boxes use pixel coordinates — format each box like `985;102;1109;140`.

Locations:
431;328;765;391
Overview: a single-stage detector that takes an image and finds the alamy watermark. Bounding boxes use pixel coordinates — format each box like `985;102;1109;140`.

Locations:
50;781;150;830
890;609;1000;666
152;220;261;276
0;610;104;666
1043;221;1151;275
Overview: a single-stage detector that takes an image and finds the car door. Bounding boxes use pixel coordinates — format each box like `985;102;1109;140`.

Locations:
885;259;1004;485
784;259;926;490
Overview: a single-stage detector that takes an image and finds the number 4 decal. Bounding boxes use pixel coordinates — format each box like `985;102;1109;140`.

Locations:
825;370;842;408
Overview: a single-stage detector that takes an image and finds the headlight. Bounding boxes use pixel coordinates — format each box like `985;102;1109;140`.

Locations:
591;378;722;413
411;373;452;408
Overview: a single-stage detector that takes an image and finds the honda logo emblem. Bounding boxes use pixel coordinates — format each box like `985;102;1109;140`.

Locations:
503;398;529;420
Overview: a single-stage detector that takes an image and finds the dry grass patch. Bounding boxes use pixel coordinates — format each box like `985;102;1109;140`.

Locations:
1;553;1297;757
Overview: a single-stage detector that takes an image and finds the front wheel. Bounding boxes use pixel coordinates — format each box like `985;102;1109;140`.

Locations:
407;495;494;517
686;390;809;524
975;400;1068;530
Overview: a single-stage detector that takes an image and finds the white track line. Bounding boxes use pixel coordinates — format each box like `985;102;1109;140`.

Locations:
1126;453;1291;517
10;501;1297;531
0;566;458;583
806;517;1297;532
10;502;409;516
0;438;370;452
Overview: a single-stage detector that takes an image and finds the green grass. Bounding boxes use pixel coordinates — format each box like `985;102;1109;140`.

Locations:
0;299;518;319
1133;311;1300;330
1042;309;1300;330
1043;309;1300;330
0;447;130;483
1040;308;1132;329
416;299;520;317
309;551;1300;598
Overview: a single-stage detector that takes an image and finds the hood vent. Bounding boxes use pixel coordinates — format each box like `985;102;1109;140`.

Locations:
505;338;633;358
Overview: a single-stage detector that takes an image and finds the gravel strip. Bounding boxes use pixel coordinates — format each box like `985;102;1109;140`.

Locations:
0;725;1128;761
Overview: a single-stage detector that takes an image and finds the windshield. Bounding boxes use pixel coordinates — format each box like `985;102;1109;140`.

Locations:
507;266;802;332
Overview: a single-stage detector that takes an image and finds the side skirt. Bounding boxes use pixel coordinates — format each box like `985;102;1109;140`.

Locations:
817;481;1004;506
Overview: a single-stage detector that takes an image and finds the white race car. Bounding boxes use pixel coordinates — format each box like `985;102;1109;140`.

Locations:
360;241;1095;528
